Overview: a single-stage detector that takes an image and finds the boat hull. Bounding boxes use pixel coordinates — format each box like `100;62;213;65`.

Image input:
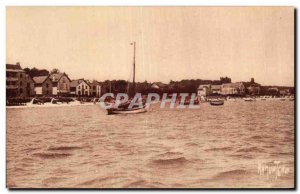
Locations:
106;107;147;115
210;101;224;106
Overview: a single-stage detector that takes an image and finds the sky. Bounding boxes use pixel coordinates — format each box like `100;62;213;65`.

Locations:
6;7;294;86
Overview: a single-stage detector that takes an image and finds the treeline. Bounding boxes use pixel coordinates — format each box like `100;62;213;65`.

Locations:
100;77;232;95
24;67;62;77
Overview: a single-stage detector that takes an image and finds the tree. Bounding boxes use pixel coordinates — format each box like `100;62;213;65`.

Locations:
24;67;49;77
220;77;231;84
51;68;60;74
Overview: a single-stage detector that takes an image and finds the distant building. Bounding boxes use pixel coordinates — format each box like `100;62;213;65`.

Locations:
6;63;34;98
197;84;221;96
151;82;168;90
88;80;101;97
279;89;291;96
221;82;245;95
247;84;261;95
33;75;53;96
49;73;71;96
70;79;90;96
25;74;36;97
197;84;212;96
211;85;222;94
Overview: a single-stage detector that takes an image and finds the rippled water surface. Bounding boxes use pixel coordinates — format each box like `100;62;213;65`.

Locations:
7;100;294;188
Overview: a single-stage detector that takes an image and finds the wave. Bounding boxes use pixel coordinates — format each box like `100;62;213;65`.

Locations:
157;151;183;157
236;146;265;153
248;135;270;140
150;157;189;167
205;147;233;152
33;152;72;159
78;176;119;187
47;146;82;151
214;169;248;179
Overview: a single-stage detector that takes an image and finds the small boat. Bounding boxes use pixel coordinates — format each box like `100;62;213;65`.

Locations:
261;98;267;101
210;99;224;106
107;105;147;115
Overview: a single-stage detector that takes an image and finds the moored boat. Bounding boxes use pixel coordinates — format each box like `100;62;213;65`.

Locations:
106;42;147;115
210;99;224;106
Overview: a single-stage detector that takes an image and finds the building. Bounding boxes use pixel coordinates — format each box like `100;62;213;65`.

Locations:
197;84;222;97
151;82;168;90
6;63;34;98
25;74;36;96
70;79;90;96
247;84;261;95
33;75;53;96
197;84;212;96
211;85;222;94
221;82;245;95
279;89;291;96
49;73;71;96
88;80;101;97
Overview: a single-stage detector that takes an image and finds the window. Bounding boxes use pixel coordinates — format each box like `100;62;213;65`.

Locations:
46;83;49;88
20;88;23;94
93;86;96;90
20;73;23;78
20;81;22;86
78;86;81;89
86;86;87;89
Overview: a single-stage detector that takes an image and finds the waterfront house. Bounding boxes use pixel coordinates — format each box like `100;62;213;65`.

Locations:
88;80;101;97
197;85;212;97
211;85;222;94
49;73;71;96
221;82;245;95
279;89;291;96
70;79;90;96
6;63;35;98
33;75;53;96
246;84;261;95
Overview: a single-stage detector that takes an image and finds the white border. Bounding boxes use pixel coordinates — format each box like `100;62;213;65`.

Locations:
1;1;298;194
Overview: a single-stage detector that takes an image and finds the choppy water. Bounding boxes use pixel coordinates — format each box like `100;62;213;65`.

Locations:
6;100;294;188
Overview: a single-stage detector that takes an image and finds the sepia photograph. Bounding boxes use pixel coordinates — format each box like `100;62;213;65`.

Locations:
6;6;295;189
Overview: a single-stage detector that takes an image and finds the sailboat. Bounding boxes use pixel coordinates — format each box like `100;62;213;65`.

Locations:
106;42;147;115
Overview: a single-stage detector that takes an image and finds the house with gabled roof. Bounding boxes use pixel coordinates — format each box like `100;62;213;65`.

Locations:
33;75;52;96
70;79;91;96
221;82;245;95
49;72;71;96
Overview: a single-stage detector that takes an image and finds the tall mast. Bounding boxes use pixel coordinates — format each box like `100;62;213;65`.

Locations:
132;42;136;95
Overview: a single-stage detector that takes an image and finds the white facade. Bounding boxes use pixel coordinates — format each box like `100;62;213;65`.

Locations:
76;81;90;96
52;87;58;95
34;87;42;95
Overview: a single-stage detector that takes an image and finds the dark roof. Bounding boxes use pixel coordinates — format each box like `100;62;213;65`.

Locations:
6;64;22;70
70;80;80;87
33;76;49;84
6;64;24;72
